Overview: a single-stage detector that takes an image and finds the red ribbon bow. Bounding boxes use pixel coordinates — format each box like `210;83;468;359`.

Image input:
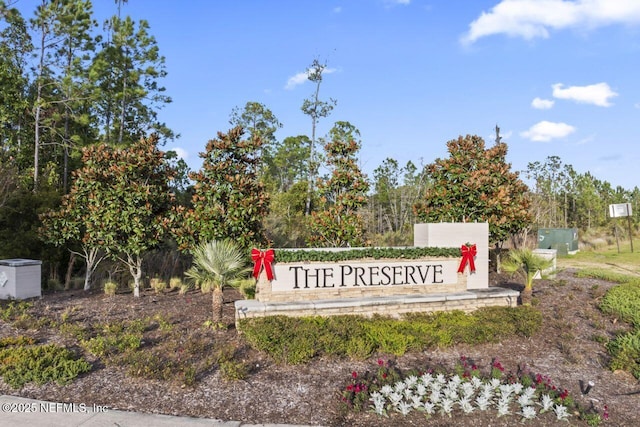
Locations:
251;248;275;281
457;244;477;274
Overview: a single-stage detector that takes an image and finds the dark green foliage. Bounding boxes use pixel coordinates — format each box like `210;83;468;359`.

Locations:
0;186;64;280
308;121;370;247
414;135;531;245
599;283;640;327
0;343;91;389
239;307;541;364
275;247;461;263
606;329;640;379
174;126;269;251
0;335;36;348
0;301;32;321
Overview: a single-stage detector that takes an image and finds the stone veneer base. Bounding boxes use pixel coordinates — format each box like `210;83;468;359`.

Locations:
234;287;520;328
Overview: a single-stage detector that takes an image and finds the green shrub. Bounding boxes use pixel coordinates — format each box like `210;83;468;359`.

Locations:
178;282;193;295
58;323;90;340
606;329;640;379
103;280;118;296
0;344;91;388
599;283;640;327
0;301;32;321
240;306;542;363
236;279;256;299
120;350;174;380
169;277;183;290
219;360;249;381
276;247;460;263
150;277;166;293
80;320;145;357
0;335;36;348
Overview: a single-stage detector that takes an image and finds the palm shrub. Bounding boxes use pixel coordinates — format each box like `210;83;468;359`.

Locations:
501;249;554;305
185;240;250;326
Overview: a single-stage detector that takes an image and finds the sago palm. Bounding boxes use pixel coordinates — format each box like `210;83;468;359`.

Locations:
185;240;249;326
501;248;554;305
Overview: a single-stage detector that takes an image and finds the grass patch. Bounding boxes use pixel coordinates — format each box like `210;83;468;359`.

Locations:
239;306;542;364
575;268;640;285
567;244;640;267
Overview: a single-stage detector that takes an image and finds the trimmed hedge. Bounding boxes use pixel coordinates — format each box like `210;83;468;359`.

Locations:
274;247;461;263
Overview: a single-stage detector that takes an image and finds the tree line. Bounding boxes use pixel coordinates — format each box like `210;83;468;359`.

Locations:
1;1;638;292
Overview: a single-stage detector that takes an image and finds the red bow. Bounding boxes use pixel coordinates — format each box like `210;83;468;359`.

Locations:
457;244;477;274
251;248;275;281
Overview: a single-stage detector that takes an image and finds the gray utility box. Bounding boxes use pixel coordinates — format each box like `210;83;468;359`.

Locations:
0;259;42;300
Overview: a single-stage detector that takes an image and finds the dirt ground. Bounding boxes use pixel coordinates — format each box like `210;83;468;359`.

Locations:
0;268;639;427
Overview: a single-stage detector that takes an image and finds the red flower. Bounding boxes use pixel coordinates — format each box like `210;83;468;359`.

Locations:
377;359;384;366
351;371;358;379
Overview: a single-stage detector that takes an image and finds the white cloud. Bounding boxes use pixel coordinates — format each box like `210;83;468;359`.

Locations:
552;82;618;106
531;97;555;109
461;0;640;44
284;67;337;90
285;72;309;90
168;147;188;160
520;120;576;142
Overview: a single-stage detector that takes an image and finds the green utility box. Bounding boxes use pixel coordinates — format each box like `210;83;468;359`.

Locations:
538;228;579;255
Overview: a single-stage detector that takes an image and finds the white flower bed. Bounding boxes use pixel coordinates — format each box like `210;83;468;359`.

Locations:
369;373;570;422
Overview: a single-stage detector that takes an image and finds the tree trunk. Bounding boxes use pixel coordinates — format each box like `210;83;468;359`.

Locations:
126;254;143;297
83;247;105;291
521;285;533;306
212;286;224;324
64;252;76;290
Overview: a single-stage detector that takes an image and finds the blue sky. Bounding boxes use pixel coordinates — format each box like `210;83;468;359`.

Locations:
17;0;640;190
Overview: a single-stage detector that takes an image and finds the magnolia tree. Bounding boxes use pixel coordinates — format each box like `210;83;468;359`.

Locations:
308;121;370;247
41;135;176;295
414;135;531;246
172;126;269;251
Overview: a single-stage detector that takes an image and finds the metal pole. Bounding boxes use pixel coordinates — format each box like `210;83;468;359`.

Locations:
628;215;634;253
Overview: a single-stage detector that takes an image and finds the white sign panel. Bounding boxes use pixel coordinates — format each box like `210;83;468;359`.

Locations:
609;203;632;218
271;260;460;292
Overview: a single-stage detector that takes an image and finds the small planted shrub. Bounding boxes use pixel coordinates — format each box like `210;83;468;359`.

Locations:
0;335;37;348
236;278;256;299
0;301;32;321
0;343;91;388
606;329;640;379
178;282;193;295
150;277;167;294
103;281;118;296
80;320;145;358
599;283;640;327
169;277;183;290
